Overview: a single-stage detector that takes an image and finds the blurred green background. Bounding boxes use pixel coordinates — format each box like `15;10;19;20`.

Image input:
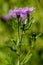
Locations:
0;0;43;65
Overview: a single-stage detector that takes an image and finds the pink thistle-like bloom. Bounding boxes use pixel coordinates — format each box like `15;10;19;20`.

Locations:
13;8;21;16
3;15;11;20
2;7;35;21
20;7;35;19
9;8;22;18
9;7;35;19
23;7;35;13
9;10;16;18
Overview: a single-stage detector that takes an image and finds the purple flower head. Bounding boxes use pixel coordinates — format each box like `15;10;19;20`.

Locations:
13;8;22;17
20;13;27;19
3;15;11;20
9;8;22;18
28;7;35;12
20;7;35;19
9;10;13;16
8;7;35;19
9;10;16;18
22;7;35;14
14;9;20;15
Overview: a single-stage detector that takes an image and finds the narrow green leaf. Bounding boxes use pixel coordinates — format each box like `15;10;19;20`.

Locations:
21;51;32;64
25;19;35;30
24;53;32;64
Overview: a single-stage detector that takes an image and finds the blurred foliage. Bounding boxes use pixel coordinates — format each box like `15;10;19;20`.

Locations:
0;0;43;65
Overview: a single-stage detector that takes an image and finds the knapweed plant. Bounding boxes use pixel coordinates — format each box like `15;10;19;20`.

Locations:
1;7;41;65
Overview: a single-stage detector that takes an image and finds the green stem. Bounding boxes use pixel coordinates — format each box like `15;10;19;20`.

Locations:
17;18;25;65
18;18;21;65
